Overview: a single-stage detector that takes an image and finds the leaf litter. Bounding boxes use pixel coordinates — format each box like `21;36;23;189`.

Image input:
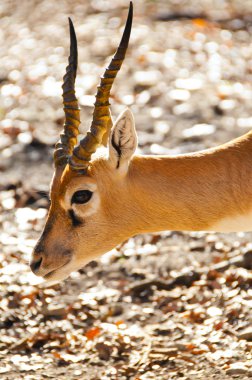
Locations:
0;0;252;379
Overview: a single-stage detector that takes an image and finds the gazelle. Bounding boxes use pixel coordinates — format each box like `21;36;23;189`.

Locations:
30;2;252;283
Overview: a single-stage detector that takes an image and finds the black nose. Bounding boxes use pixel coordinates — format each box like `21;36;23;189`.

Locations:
30;257;43;274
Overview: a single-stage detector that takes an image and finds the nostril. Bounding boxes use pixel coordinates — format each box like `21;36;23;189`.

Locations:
31;257;43;274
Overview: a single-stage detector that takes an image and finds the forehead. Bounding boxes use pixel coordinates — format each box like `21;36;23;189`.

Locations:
50;148;108;197
50;165;95;197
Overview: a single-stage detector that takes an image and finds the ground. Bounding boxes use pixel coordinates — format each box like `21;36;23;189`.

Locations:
0;0;252;379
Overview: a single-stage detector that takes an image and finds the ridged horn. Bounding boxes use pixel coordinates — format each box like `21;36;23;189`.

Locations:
54;18;80;167
69;1;133;170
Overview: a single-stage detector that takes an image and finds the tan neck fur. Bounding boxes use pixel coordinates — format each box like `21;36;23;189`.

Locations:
124;131;252;233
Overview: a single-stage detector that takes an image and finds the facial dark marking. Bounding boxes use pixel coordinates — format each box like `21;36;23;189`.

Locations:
62;249;73;257
33;217;54;253
54;247;73;258
42;218;54;236
68;209;83;227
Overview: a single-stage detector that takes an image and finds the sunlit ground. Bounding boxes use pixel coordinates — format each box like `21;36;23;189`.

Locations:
0;0;252;379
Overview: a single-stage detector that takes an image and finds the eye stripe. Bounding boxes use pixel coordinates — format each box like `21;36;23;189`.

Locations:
68;209;83;227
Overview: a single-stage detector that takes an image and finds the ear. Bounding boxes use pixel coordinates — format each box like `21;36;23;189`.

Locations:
108;108;137;174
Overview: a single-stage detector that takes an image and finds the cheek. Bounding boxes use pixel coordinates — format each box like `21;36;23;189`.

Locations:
73;192;100;218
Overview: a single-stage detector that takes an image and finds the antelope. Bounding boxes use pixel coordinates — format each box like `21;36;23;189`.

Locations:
30;2;252;283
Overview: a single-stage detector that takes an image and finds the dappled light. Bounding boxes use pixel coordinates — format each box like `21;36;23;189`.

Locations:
0;0;252;379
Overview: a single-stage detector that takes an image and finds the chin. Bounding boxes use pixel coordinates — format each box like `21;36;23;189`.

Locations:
43;270;70;284
42;258;90;285
42;261;75;284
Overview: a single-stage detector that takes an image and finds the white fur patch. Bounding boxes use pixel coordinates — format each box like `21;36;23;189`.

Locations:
72;191;100;218
91;146;108;161
209;211;252;232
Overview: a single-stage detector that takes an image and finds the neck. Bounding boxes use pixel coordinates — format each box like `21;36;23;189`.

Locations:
127;132;252;233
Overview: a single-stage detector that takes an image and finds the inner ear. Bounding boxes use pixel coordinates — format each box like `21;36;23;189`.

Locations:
109;108;137;171
111;133;123;169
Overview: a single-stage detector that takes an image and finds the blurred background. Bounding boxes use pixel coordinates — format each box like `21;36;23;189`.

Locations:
0;1;252;379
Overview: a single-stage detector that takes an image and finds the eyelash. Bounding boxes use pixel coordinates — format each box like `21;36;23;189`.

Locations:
68;209;83;227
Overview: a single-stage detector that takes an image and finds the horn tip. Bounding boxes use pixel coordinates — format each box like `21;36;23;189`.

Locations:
68;17;75;34
68;17;73;27
129;2;133;18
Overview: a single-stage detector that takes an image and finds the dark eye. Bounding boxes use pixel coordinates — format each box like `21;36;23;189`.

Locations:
71;190;93;205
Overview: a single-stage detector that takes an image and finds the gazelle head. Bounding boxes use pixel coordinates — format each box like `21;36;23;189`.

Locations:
30;3;137;282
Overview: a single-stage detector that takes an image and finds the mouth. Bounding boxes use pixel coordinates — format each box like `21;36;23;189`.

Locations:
43;258;72;280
